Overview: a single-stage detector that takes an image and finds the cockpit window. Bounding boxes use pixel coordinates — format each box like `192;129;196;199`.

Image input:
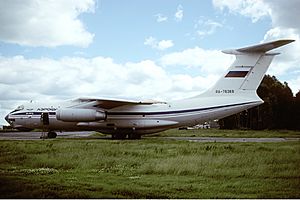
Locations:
11;105;24;113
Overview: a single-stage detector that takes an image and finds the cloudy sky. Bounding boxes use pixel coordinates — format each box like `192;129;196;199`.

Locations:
1;0;300;125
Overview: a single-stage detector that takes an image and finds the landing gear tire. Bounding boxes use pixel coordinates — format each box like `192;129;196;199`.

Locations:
47;131;57;139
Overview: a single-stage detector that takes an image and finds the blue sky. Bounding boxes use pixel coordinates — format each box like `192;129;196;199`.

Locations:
0;0;300;125
0;0;272;60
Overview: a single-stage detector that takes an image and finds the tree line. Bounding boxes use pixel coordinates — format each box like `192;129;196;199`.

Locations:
219;75;300;130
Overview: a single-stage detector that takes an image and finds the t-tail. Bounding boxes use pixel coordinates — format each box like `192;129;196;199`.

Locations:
200;39;295;98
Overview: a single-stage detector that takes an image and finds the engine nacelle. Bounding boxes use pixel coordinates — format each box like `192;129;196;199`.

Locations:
56;109;106;122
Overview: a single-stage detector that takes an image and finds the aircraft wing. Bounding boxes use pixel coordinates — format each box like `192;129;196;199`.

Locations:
74;97;167;109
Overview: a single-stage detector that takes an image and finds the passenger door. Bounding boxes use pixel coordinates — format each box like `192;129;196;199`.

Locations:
41;112;50;125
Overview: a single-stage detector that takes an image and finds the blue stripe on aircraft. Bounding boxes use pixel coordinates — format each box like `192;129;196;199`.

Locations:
107;101;259;116
11;112;56;116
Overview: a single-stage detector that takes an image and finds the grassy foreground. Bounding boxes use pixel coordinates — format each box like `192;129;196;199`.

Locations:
0;130;300;198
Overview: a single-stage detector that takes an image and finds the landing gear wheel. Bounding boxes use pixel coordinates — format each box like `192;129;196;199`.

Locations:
47;131;57;138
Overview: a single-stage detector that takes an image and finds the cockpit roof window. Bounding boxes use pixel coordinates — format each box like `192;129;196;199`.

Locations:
11;105;24;113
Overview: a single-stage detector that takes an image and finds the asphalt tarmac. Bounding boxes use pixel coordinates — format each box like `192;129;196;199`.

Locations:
0;131;95;140
165;136;300;143
0;131;299;142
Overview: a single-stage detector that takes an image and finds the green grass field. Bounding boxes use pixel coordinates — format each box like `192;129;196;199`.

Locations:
0;129;299;198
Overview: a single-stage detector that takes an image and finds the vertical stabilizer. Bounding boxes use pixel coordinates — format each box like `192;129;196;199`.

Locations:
199;39;294;97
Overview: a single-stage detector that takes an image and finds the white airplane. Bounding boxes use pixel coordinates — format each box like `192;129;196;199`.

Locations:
5;39;294;139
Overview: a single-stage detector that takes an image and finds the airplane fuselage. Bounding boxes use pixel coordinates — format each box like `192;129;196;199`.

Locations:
6;94;262;136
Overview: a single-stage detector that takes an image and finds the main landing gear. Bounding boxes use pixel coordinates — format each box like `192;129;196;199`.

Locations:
47;131;57;138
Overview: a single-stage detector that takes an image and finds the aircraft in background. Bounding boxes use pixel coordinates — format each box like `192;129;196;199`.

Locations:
5;39;294;139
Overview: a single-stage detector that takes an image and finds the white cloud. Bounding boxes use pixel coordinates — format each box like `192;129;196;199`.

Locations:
159;46;235;99
262;27;300;94
175;4;183;22
144;36;174;50
0;56;172;124
0;0;95;47
160;46;234;74
213;0;300;95
289;76;300;95
261;0;300;94
155;5;183;23
195;18;223;37
212;0;270;23
0;48;234;124
144;37;156;48
157;40;174;50
264;0;300;31
155;14;168;22
215;0;300;32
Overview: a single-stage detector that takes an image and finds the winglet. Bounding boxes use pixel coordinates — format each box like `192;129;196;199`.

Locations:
222;39;295;54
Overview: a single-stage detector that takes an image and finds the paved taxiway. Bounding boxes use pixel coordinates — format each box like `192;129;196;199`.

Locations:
0;131;300;142
165;136;300;142
0;131;95;140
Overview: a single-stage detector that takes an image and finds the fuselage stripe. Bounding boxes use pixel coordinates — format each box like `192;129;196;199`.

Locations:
11;112;56;116
107;101;259;116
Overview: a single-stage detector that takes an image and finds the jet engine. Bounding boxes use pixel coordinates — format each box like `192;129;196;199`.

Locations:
56;109;106;122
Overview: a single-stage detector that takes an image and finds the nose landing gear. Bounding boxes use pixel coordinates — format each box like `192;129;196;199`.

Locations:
40;112;57;139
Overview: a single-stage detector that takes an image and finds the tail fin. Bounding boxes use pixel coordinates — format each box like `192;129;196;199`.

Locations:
200;39;294;97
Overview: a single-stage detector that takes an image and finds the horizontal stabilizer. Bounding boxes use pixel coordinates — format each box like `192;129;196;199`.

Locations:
222;39;295;54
